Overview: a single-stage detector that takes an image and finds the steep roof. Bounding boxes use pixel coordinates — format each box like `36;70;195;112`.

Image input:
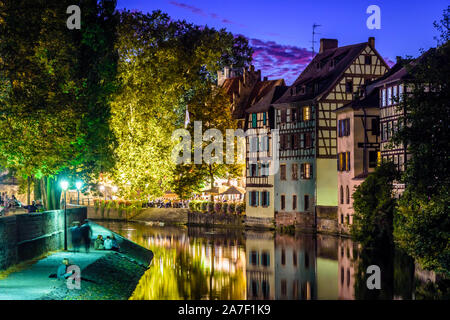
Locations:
274;41;387;106
336;89;380;113
221;77;285;119
246;85;289;113
222;76;241;97
367;48;435;91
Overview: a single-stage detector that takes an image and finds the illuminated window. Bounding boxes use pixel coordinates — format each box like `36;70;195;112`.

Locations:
387;87;392;105
302;106;311;121
301;163;312;179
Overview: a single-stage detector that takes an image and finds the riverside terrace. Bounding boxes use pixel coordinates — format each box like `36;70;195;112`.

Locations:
0;209;153;300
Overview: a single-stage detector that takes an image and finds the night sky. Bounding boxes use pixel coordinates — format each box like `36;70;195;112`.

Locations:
117;0;448;85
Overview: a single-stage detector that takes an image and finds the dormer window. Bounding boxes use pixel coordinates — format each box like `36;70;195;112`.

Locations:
330;59;335;68
296;85;305;94
316;62;321;69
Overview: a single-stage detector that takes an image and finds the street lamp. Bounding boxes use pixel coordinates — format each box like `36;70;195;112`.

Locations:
60;180;69;251
75;181;83;205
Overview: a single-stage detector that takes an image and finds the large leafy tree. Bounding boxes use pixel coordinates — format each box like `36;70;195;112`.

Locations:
393;7;450;276
109;10;251;199
0;0;119;209
394;7;450;275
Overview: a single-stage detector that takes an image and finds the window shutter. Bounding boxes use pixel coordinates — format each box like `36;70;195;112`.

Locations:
310;164;313;178
257;191;260;206
263;112;267;125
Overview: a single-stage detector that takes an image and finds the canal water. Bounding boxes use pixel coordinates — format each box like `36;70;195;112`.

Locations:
98;220;433;300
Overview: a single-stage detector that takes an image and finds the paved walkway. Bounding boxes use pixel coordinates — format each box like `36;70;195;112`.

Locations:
0;250;108;300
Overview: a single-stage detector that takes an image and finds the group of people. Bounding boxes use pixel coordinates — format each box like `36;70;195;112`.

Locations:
70;219;120;252
146;199;189;208
70;219;93;253
94;234;120;251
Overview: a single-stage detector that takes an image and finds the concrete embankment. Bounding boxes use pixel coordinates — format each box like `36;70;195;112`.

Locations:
87;206;188;225
0;214;153;300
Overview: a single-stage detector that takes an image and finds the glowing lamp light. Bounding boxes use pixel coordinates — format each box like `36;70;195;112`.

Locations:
60;180;69;191
99;185;105;191
112;186;118;193
75;181;83;190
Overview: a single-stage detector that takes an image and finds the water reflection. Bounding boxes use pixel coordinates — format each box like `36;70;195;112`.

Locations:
98;221;443;300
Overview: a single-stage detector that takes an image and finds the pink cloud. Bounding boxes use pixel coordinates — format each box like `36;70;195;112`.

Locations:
249;38;314;85
169;1;246;27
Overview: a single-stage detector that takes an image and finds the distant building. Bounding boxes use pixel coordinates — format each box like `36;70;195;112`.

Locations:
335;89;380;233
245;84;287;227
219;65;284;129
270;37;389;229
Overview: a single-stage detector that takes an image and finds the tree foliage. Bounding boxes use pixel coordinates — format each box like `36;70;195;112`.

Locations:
392;7;450;276
351;162;399;248
109;10;251;199
0;0;119;208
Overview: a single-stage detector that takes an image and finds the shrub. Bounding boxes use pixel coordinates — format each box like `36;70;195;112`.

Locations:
189;201;196;211
221;203;228;214
201;201;208;213
207;201;214;214
214;202;222;214
228;202;236;214
236;202;246;215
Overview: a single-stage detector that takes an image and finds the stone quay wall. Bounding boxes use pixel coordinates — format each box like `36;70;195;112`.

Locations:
187;211;245;228
0;207;86;270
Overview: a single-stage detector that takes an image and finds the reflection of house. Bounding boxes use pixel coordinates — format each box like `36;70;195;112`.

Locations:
335;90;380;233
245;231;275;300
271;38;389;229
274;234;317;300
245;84;287;227
338;238;356;300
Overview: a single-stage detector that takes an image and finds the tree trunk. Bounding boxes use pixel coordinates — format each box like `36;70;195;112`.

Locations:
34;177;42;201
27;176;31;205
209;164;214;202
42;175;62;210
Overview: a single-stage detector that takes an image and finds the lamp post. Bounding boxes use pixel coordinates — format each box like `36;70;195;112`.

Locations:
60;180;69;251
75;181;83;205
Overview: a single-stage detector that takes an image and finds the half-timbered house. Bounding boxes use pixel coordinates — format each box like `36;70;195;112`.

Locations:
245;84;287;227
271;37;389;228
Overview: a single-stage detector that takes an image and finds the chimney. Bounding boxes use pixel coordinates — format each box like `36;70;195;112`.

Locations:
368;37;375;48
319;39;338;53
263;76;268;81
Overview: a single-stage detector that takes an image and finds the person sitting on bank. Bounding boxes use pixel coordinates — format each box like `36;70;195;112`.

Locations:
104;236;113;250
94;235;105;250
111;235;120;252
57;258;74;280
23;200;38;213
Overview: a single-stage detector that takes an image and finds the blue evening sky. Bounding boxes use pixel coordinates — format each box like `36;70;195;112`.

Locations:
116;0;448;84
